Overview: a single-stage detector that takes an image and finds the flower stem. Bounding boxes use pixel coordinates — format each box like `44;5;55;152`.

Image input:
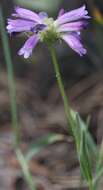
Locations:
49;46;76;132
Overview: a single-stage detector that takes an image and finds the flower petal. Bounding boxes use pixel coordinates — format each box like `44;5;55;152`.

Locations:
55;5;89;25
18;35;39;58
57;8;65;18
62;33;87;56
7;19;35;33
58;21;88;32
12;7;41;23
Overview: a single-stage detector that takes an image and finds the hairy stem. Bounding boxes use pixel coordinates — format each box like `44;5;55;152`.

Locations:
49;46;76;131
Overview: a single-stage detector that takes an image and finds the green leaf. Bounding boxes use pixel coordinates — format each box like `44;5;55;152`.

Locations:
94;139;103;188
26;133;64;161
77;114;98;158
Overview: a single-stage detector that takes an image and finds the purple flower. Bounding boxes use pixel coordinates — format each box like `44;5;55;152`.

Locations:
7;5;89;58
18;34;40;58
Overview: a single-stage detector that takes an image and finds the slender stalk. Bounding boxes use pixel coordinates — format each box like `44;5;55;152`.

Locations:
16;149;36;190
49;46;76;131
0;8;20;147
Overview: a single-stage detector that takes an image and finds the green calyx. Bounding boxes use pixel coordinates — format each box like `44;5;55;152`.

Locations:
39;17;60;45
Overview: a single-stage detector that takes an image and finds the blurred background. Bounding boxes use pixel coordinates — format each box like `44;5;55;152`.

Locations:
0;0;103;189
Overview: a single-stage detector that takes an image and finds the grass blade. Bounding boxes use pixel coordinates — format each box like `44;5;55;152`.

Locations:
0;7;20;147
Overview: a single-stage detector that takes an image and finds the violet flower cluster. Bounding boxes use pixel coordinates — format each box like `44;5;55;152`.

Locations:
7;5;89;58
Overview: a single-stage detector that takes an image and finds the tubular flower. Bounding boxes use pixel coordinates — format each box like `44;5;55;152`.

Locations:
7;5;89;58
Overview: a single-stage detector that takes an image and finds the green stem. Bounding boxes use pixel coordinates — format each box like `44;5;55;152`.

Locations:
89;181;94;190
49;46;75;132
16;149;36;190
0;8;20;148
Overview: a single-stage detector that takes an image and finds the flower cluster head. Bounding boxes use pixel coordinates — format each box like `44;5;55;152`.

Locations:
7;5;90;58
